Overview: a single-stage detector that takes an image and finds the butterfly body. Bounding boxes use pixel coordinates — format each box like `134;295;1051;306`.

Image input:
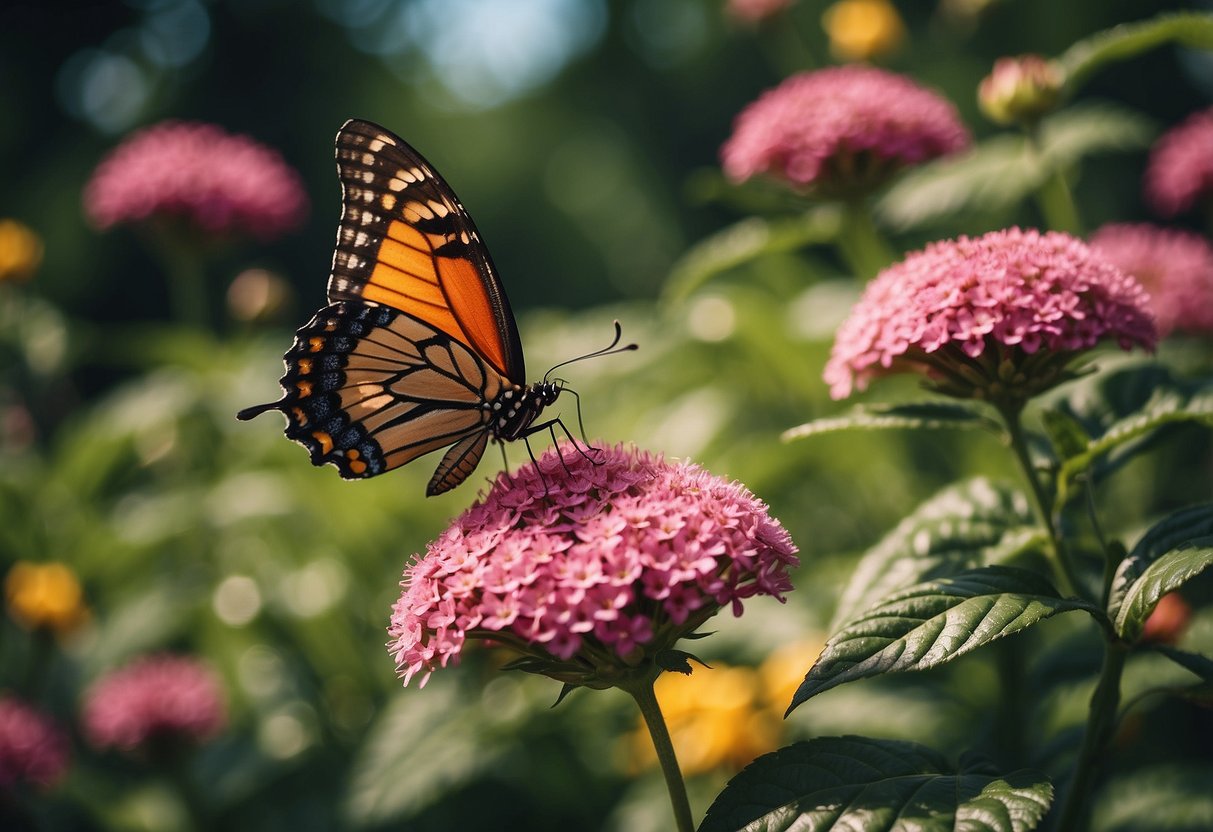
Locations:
238;119;568;496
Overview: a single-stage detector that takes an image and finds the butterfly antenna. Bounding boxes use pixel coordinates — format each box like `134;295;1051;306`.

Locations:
542;321;637;383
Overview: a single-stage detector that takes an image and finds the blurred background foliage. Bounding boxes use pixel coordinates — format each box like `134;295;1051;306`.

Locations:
1;0;1211;830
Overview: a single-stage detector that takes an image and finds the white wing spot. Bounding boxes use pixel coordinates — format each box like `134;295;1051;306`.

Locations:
355;231;368;247
361;170;374;183
381;194;397;211
428;199;450;218
376;133;397;146
368;139;385;152
388;178;407;192
406;200;434;220
397;167;417;184
361;152;375;165
360;210;374;225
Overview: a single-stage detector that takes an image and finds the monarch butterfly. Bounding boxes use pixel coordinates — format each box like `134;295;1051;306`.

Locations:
238;119;633;495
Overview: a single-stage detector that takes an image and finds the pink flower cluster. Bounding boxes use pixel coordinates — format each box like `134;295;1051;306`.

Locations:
1144;108;1213;217
82;655;226;751
0;695;69;790
824;228;1157;399
1090;223;1213;337
721;66;970;192
84;121;308;241
388;443;798;687
726;0;794;24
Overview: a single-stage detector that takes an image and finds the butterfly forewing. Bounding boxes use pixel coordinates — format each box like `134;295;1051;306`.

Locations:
330;119;525;382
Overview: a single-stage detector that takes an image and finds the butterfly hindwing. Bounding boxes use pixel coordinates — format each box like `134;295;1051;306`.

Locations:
244;301;512;487
330;119;525;383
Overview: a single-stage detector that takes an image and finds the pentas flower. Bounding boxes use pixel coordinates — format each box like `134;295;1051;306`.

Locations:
1144;108;1213;218
824;228;1156;403
721;66;969;196
726;0;795;25
388;443;798;689
1089;223;1213;337
0;696;69;790
82;655;226;752
84;121;308;241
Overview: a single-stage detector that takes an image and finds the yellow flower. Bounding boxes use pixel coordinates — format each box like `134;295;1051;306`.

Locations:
0;219;44;284
822;0;906;62
5;561;89;635
758;636;825;715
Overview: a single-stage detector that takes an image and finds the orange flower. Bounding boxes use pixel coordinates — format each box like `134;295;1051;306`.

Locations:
629;664;781;776
5;561;89;635
758;637;825;714
1140;592;1191;645
0;219;43;284
822;0;905;62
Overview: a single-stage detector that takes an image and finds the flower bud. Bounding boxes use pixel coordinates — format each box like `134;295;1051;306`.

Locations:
978;55;1064;126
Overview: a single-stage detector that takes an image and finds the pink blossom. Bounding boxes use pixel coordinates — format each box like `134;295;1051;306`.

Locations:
1144;108;1213;217
388;443;798;688
824;228;1157;401
0;695;69;790
1089;222;1213;337
84;121;308;241
726;0;794;25
721;66;970;194
82;655;226;752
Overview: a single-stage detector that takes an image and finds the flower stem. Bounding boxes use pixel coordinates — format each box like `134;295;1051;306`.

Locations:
1024;124;1083;235
999;404;1080;599
836;200;896;280
1053;639;1128;832
626;680;695;832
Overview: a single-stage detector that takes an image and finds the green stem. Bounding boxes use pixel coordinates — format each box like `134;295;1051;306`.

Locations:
144;226;210;330
1054;640;1128;832
1000;405;1080;598
835;200;897;280
626;680;695;832
1024;125;1083;235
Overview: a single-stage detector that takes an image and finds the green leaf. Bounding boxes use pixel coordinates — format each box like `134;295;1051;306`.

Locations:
1061;13;1213;96
792;566;1094;710
1107;505;1213;640
783;401;1003;443
662;208;842;302
1150;645;1213;684
699;736;1053;832
832;478;1043;628
877;105;1152;230
1040;408;1091;460
1092;764;1213;832
1052;365;1213;506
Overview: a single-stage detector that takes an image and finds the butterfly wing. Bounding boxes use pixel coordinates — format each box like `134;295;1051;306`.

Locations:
238;301;508;493
329;119;525;383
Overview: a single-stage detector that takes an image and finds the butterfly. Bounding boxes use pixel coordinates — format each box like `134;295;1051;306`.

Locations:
238;118;633;496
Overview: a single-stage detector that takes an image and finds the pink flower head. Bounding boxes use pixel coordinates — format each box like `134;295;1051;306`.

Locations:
1089;223;1213;337
1144;108;1213;218
388;443;798;688
721;66;970;196
726;0;794;25
84;121;308;241
824;228;1157;402
0;696;69;790
82;655;226;752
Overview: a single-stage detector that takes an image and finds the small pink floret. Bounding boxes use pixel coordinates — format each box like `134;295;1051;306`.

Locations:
0;695;69;789
1144;108;1213;217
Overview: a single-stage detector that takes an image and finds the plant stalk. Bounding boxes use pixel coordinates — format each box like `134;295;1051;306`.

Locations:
836;200;896;280
627;680;695;832
1053;639;1128;832
1000;404;1080;599
1025;124;1083;235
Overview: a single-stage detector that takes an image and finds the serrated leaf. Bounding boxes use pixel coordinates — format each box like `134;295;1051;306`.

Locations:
699;736;1053;832
662;208;842;302
1107;505;1213;635
832;479;1042;629
784;401;1003;443
877;105;1151;230
792;566;1094;710
1061;12;1213;95
1092;764;1213;832
1108;524;1213;641
1053;367;1213;505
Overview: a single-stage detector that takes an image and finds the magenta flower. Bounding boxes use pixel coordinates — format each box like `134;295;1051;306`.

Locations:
1144;108;1213;218
721;66;970;195
82;655;226;752
1089;223;1213;337
824;228;1157;402
388;443;798;688
84;121;308;241
0;695;69;790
